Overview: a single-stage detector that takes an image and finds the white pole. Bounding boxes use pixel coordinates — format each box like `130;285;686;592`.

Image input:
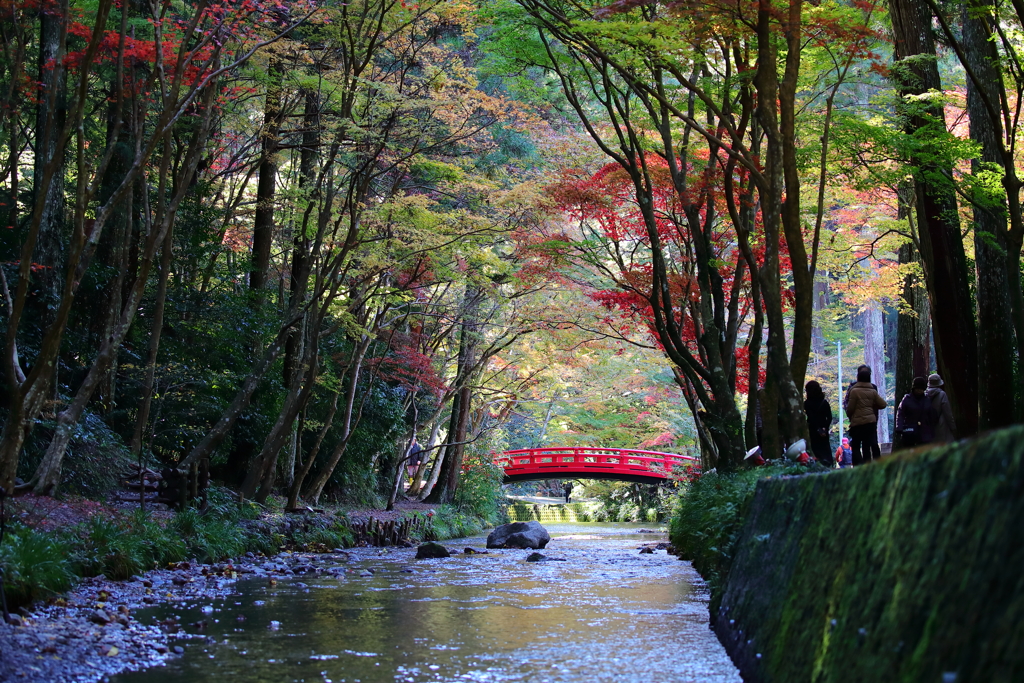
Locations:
838;340;843;446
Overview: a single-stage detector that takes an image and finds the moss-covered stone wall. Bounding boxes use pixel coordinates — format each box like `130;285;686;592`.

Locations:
715;426;1024;683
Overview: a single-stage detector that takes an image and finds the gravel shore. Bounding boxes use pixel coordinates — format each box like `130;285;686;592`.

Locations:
0;549;357;682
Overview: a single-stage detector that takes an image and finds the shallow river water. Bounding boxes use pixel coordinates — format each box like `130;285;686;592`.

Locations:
112;523;741;683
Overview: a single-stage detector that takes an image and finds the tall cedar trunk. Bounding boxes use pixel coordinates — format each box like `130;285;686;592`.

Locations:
30;6;67;334
733;168;764;453
759;380;782;460
889;0;979;438
894;240;931;405
83;97;133;408
863;305;890;441
962;0;1018;429
250;59;283;294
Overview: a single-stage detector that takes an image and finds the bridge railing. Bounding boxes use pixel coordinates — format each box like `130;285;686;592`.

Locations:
495;447;698;481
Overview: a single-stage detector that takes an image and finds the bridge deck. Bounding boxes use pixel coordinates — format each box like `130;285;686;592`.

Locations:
495;447;697;484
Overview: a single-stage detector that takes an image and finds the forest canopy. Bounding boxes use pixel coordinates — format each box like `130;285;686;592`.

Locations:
0;0;1020;506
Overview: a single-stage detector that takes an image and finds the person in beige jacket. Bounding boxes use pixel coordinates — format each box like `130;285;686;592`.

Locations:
845;366;888;466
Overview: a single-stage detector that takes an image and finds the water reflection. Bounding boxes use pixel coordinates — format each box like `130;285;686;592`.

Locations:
113;524;740;683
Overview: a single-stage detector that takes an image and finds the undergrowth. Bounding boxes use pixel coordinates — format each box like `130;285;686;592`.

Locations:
422;504;491;540
1;486;494;609
589;481;677;523
668;463;809;595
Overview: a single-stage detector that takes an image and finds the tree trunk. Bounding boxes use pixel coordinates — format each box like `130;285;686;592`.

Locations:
777;0;812;389
29;5;67;332
962;0;1018;429
31;69;218;493
754;0;807;448
425;389;467;504
250;59;284;294
302;336;372;504
889;0;979;438
424;287;482;504
862;305;890;442
243;342;319;504
129;206;174;456
408;414;443;498
894;240;931;406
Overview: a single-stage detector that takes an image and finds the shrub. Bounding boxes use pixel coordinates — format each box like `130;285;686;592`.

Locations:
170;509;247;563
17;412;135;499
455;449;506;524
424;505;488;540
0;524;76;607
668;463;805;594
588;481;677;523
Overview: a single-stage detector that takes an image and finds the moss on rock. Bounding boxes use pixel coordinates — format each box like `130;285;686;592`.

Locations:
713;426;1024;682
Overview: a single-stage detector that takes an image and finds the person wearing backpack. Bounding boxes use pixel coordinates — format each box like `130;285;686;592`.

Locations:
834;438;853;468
845;365;888;466
895;377;937;449
925;374;956;443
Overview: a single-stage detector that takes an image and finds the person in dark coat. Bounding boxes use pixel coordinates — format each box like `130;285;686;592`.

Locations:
895;377;937;449
405;440;423;480
562;481;573;503
925;374;956;443
803;380;834;465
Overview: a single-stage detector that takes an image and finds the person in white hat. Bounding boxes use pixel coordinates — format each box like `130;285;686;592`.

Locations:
925;374;956;443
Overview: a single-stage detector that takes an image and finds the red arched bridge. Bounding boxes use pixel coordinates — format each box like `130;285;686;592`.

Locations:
494;447;698;485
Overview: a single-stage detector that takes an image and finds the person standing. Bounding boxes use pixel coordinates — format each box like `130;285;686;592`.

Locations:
406;440;423;481
804;381;834;465
925;374;956;443
562;481;573;503
845;366;887;466
834;437;853;468
895;377;937;449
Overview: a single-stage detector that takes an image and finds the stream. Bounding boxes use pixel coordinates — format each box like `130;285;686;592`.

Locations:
111;523;741;683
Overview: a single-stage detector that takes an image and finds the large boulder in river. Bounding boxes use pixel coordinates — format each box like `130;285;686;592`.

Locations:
486;521;550;549
416;542;451;559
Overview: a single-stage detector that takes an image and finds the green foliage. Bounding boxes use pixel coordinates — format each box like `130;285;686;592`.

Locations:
454;447;507;524
204;486;262;521
68;496;266;580
588;481;674;523
170;509;248;563
17;412;135;498
668;464;806;595
424;505;489;541
286;514;356;552
0;525;76;607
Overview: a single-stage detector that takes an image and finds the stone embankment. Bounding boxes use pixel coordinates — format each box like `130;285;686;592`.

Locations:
714;426;1024;683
